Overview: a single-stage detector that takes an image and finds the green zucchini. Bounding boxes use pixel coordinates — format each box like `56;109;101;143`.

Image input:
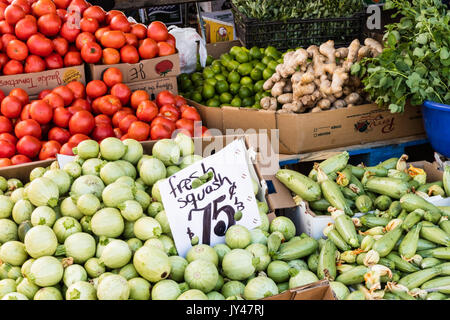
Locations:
399;223;422;259
377;157;399;170
365;177;410;199
335;265;368;285
355;195;373;213
398;266;442;290
273;236;318;261
308;152;349;181
276;169;322;201
400;193;442;216
360;214;390;228
373;225;404;257
374;195;392;211
386;252;420;273
420;221;450;247
317;239;337;280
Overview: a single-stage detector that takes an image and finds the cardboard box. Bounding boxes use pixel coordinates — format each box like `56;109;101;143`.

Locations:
279;161;445;239
126;77;178;100
88;54;180;83
201;10;235;43
276;103;425;154
264;280;336;300
205;40;241;59
0;64;86;97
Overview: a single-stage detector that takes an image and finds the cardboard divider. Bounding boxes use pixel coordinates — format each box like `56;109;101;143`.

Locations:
205;40;242;59
222;106;277;134
263;280;336;300
126;77;178;100
0;64;86;96
188;99;224;132
88;53;180;83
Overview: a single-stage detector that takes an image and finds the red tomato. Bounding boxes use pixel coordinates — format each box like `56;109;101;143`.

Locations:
38;89;52;100
16;135;41;158
110;83;131;106
110;14;130;33
24;54;46;73
14;119;41;139
127;121;149;141
150;123;172;140
0;133;17;145
174;96;186;107
175;118;194;136
86;80;107;99
150;116;176;132
11;154;31;165
30;100;52;124
138;38;158;60
47;126;70;144
15;16;38;40
98;95;121;116
9;88;28;106
52;107;71;128
37;13;61;36
166;33;176;48
27;34;53;57
5;4;25;25
75;31;95;51
102;47;120;64
83;5;106;24
56;8;67;21
112;109;132;128
102;67;123;87
136;100;158;122
130;23;147;40
0;54;7;71
69;110;94;135
2;60;23;75
157;42;175;57
67;0;90;16
42;92;64;109
118;114;137;133
147;21;168;42
124;33;138;47
0;116;11;133
113;127;123;139
1;96;22;119
11;0;31;14
2;34;17;51
181;107;201;122
60;21;80;42
6;39;28;61
155;90;176;108
71;98;91;112
100;30;126;49
66;81;85;99
80;17;98;33
91;97;101;114
130;90;149;109
43;53;63;69
64;51;82;67
52;37;68;56
95;114;111;126
81;42;102;63
160;104;180;121
0;90;4;105
120;44;139;63
0;139;15;158
32;0;56;17
39;140;61;160
68;133;89;145
105;10;123;25
53;0;71;9
0;158;12;167
20;104;31;120
94;26;110;42
59;141;76;155
91;124;114;142
52;86;74;106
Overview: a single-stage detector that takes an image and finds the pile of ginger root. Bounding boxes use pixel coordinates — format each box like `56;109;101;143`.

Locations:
260;38;382;113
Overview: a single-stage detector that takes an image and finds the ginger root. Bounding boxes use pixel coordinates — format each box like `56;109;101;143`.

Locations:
277;93;293;104
260;97;277;111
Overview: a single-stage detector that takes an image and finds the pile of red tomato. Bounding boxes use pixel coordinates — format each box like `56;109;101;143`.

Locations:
0;67;208;167
0;0;176;75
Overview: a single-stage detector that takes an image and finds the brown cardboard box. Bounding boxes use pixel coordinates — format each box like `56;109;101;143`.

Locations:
263;280;336;300
188;99;224;132
0;64;86;97
126;77;178;100
276;103;425;155
88;54;180;83
205;40;241;59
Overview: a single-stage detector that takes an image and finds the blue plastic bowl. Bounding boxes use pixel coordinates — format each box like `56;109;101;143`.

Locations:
422;100;450;157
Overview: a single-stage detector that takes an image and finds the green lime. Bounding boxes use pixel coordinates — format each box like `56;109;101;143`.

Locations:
219;92;233;104
202;84;215;99
236;51;249;63
277;58;284;64
220;53;232;61
249;46;262;60
206;55;214;66
180;79;193;91
265;46;281;60
231;97;242;107
191;92;203;103
194;79;204;88
194;85;203;93
238;86;252;99
237;63;252;76
254;62;266;71
261;56;273;65
229;83;240;95
215;80;229;94
229;46;243;58
261;91;271;98
221;69;229;78
211;60;222;68
226;60;240;72
263;68;274;80
240;76;253;86
255;92;262;102
250;68;262;81
196;62;202;72
215;74;227;82
254;80;265;93
228;71;241;84
242;96;255;107
252;102;261;109
241;47;250;53
178;73;189;82
207;98;221;107
203;67;215;79
267;60;279;71
191;72;203;82
211;64;222;74
205;78;217;87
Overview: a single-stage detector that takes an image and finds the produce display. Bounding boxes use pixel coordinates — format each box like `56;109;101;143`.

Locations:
178;45;281;108
260;38;383;113
0;0;175;75
277;153;450;300
0;67;207;167
0;135;315;300
352;0;450;113
231;0;364;21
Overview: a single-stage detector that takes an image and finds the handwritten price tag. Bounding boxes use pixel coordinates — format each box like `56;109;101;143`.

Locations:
159;139;261;257
56;154;76;169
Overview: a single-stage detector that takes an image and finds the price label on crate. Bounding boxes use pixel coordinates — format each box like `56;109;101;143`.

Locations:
159;139;261;257
56;154;75;169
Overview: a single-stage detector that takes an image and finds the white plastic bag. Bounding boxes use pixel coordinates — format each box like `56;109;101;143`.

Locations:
168;26;207;74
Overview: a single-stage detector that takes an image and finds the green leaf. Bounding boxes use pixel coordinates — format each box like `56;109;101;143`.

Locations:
440;47;450;60
413;47;424;58
350;63;360;75
416;33;428;45
389;104;401;113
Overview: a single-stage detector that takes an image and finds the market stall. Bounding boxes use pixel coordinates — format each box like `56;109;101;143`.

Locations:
0;0;449;303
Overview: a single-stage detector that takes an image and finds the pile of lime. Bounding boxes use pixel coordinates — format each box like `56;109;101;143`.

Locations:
178;46;283;108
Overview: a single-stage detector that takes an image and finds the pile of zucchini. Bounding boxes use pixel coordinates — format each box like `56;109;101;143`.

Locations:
276;153;450;300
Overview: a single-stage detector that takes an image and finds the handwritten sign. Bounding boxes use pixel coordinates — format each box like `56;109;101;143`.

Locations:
159;139;261;257
56;154;76;169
